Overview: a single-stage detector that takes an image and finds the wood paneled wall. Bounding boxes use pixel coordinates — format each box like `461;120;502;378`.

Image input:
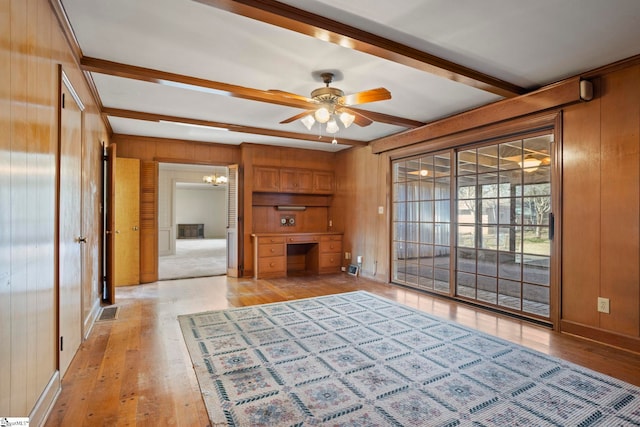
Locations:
335;62;640;352
333;147;391;282
114;134;240;165
562;64;640;350
1;0;108;421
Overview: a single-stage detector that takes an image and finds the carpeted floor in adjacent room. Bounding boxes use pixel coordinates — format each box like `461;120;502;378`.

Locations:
159;238;226;280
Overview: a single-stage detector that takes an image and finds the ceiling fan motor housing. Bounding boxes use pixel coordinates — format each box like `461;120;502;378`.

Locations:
311;86;344;104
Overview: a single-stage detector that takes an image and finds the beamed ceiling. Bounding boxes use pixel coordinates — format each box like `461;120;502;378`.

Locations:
59;0;640;152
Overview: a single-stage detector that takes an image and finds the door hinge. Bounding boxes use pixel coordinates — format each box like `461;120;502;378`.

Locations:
62;92;65;109
60;336;64;351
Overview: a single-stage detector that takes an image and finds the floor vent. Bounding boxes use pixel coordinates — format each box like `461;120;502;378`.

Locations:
97;306;119;322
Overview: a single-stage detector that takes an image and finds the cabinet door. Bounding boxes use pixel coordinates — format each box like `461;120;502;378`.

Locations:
313;171;334;194
254;167;280;192
279;169;298;192
280;169;313;193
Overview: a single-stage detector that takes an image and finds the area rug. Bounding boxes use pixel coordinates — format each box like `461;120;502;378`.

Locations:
178;291;640;426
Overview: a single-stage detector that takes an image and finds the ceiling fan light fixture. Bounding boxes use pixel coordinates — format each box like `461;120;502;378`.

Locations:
314;106;331;123
326;118;339;134
519;154;542;171
339;111;355;128
301;114;315;130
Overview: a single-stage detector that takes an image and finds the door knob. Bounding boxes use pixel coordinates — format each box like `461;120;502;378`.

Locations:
77;236;87;243
132;226;139;231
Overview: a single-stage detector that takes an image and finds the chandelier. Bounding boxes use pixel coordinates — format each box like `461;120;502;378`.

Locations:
202;174;228;186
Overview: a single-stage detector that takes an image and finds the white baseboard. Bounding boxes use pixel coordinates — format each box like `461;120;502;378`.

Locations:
29;370;61;427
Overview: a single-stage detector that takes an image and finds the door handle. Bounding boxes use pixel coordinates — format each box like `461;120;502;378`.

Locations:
77;236;87;243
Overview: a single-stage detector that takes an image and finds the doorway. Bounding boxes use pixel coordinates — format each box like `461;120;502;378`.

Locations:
157;163;228;280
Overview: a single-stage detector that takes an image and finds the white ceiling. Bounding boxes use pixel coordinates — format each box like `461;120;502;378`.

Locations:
61;0;640;153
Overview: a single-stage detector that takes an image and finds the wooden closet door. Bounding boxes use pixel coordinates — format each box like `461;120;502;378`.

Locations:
115;157;140;286
58;70;83;377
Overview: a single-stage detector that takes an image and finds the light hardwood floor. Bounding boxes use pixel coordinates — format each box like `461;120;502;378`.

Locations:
45;274;640;426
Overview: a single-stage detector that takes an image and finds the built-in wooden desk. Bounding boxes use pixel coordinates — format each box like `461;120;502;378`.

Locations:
251;232;343;279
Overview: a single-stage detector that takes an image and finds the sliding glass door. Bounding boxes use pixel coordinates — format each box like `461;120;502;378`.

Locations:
392;153;452;293
392;132;553;321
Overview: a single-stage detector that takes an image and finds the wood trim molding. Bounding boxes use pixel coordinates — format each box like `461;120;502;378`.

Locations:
82;57;422;129
560;320;640;354
48;0;82;64
387;111;561;160
373;77;583;154
29;371;61;427
103;107;368;147
49;1;112;134
194;0;525;98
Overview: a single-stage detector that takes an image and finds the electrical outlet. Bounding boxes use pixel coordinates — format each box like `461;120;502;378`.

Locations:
345;252;351;260
356;255;363;264
597;297;610;314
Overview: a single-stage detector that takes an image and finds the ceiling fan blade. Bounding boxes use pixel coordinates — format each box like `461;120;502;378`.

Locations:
339;87;391;106
337;107;374;127
268;89;317;104
280;110;315;124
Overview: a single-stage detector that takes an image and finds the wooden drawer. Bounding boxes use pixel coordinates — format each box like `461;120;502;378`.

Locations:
258;256;286;273
261;236;285;244
259;243;284;257
320;235;342;242
320;240;342;254
286;235;319;244
319;253;341;269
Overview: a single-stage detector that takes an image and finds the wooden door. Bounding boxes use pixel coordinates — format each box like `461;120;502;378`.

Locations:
115;157;140;286
139;161;158;283
58;70;83;377
226;164;239;277
104;143;116;303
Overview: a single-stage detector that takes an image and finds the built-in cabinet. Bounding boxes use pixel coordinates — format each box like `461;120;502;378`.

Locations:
253;166;280;192
318;234;343;273
280;168;313;193
252;233;343;279
254;166;334;194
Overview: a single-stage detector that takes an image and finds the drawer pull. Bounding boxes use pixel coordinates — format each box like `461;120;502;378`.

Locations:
270;248;275;253
270;262;275;267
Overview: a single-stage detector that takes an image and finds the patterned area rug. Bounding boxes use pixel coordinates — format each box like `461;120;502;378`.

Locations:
178;291;640;426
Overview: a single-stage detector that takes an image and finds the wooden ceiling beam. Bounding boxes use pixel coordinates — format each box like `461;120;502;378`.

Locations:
194;0;526;98
81;57;423;129
102;107;369;147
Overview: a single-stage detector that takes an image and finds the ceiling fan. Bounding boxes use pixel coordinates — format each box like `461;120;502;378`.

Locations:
275;72;391;139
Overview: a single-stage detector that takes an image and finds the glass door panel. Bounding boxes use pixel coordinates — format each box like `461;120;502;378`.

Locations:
455;134;553;319
392;153;451;293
